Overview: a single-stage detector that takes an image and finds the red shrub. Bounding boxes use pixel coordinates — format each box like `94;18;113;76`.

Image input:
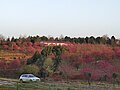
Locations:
9;59;21;69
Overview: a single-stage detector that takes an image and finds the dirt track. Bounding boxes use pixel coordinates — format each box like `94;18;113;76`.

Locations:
0;80;15;85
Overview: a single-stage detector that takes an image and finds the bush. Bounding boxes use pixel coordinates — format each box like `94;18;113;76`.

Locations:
19;65;39;75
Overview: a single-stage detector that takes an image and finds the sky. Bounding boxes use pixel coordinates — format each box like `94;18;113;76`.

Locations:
0;0;120;39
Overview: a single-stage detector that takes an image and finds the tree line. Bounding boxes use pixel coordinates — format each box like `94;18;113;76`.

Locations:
0;34;118;46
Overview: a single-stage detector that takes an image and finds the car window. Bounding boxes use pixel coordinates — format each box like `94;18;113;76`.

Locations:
22;75;28;77
29;75;34;77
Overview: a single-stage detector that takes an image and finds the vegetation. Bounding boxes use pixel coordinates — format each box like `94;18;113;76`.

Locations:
0;80;119;90
0;34;120;89
19;65;39;75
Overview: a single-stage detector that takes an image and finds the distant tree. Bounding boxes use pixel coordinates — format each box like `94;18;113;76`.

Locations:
78;37;85;44
11;36;15;42
89;36;95;44
111;36;116;46
48;37;54;41
7;37;10;42
73;37;79;43
40;36;48;41
85;37;89;43
31;39;35;44
106;38;111;45
64;36;71;42
35;35;41;42
100;35;109;44
96;37;101;44
55;37;59;41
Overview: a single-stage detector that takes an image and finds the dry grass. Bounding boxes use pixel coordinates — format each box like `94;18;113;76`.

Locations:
0;78;18;82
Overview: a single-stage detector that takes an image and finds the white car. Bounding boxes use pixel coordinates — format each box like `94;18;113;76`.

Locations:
19;74;40;82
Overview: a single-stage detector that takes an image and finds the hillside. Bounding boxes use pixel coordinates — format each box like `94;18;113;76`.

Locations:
0;35;120;85
0;50;31;61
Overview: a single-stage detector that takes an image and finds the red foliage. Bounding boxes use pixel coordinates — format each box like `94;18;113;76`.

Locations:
23;42;28;47
13;44;19;50
3;45;9;50
27;42;33;46
113;47;120;58
67;44;77;53
27;46;35;53
83;55;95;63
97;60;113;70
16;41;21;46
0;61;6;69
59;64;77;78
34;42;40;46
9;59;21;69
20;46;26;52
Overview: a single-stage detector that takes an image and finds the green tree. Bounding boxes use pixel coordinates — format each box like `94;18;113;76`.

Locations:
41;46;53;57
40;36;48;41
100;35;109;44
89;36;95;44
52;46;65;57
64;36;71;42
111;36;116;46
52;46;66;72
27;51;41;64
52;56;61;72
36;54;46;67
96;37;101;44
85;37;89;43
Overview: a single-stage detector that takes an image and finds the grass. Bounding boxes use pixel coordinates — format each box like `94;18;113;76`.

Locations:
0;82;119;90
0;78;19;82
0;78;120;90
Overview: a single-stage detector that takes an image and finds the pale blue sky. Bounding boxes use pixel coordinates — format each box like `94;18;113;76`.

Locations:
0;0;120;38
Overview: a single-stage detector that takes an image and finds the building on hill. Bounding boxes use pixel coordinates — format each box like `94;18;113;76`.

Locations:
40;41;68;46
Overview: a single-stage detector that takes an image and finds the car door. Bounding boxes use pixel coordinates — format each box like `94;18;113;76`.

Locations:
23;74;29;81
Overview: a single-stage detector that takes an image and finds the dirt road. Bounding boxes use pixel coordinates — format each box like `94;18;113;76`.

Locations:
0;80;16;85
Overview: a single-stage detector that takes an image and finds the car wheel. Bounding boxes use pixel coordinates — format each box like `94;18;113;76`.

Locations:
30;79;33;82
20;79;23;83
